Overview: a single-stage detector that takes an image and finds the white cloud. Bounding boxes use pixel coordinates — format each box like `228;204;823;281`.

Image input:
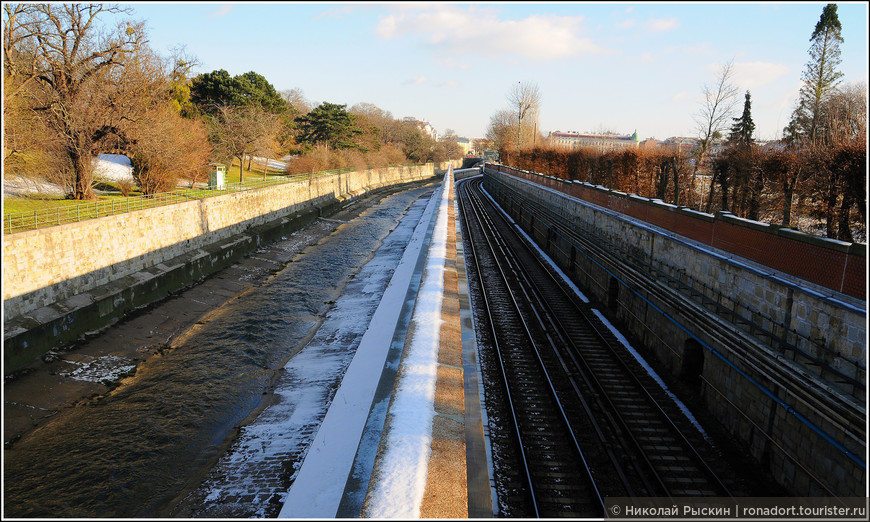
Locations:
209;5;232;18
673;91;688;102
647;18;680;32
775;80;803;111
405;76;428;85
314;5;362;20
617;18;637;29
375;5;606;62
438;80;460;88
732;61;790;90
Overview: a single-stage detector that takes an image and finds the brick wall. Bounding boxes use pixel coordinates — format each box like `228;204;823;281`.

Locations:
492;164;865;300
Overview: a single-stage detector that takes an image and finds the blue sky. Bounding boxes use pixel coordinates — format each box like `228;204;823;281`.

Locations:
124;2;868;141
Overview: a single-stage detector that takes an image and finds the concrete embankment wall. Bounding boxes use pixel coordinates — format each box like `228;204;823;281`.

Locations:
3;162;458;373
483;166;866;498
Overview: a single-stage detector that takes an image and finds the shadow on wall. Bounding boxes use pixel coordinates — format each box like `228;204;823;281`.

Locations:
2;197;334;375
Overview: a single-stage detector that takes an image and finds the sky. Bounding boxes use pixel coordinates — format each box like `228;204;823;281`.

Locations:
121;1;869;142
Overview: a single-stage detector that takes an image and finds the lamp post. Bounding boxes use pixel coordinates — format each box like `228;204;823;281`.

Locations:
517;82;521;151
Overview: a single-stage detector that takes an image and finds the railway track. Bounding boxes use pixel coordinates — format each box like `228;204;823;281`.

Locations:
457;177;733;517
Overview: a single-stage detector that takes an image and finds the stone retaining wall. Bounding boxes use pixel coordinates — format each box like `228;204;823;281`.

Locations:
483;167;866;498
3;163;455;372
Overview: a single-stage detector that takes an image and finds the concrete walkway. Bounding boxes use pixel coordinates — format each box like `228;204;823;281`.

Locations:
419;168;493;518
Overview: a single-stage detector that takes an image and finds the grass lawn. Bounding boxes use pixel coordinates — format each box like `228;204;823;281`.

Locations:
3;183;143;215
3;163;287;217
3;160;364;234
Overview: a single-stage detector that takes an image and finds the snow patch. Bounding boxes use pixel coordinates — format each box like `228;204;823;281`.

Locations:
93;154;134;183
278;174;447;518
3;154;133;197
362;170;451;518
57;355;136;383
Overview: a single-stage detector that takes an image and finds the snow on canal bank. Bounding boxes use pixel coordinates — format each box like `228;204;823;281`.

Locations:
360;168;450;518
279;170;451;518
173;171;452;518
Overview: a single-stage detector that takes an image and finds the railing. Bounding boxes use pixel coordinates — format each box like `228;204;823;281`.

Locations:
3;167;363;234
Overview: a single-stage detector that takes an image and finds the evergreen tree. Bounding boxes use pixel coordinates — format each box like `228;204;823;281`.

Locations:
189;69;246;112
296;102;363;150
785;3;843;144
189;69;287;115
236;71;287;114
729;91;755;148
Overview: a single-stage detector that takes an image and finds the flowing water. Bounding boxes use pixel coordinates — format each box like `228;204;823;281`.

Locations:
2;184;437;518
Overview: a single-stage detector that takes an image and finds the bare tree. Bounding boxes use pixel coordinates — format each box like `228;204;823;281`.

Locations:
131;103;211;194
486;109;517;151
823;81;867;144
3;3;50;109
695;59;740;211
438;130;462;161
812;82;867;240
280;87;311;115
3;4;147;199
473;138;493;155
208;104;280;183
3;5;56;176
508;81;541;150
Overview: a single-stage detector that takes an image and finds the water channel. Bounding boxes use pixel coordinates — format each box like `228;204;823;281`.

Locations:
3;182;438;518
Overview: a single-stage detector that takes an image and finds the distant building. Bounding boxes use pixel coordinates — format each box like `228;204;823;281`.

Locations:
548;130;640;153
456;137;472;156
707;139;727;159
758;140;786;152
640;138;660;149
403;117;436;138
659;136;700;154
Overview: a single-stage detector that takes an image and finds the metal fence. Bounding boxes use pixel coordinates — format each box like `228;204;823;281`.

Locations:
3;168;361;234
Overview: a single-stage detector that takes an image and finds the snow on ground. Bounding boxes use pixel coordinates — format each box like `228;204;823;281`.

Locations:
253;155;289;171
361;170;451;518
92;154;134;182
54;355;137;384
2;175;67;197
278;172;449;518
3;154;132;198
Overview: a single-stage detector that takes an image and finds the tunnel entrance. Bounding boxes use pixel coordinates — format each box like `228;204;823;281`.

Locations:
680;338;704;384
607;276;619;312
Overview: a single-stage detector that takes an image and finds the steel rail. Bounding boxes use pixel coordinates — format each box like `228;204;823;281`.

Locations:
458;178;608;517
477;179;733;498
